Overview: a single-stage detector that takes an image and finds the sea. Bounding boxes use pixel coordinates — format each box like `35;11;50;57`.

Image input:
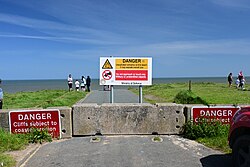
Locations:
1;77;249;93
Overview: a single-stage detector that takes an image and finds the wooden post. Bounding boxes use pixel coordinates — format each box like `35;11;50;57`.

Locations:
189;80;192;91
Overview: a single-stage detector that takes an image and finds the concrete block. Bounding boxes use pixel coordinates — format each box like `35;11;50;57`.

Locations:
72;103;100;136
155;103;186;134
99;103;157;135
72;103;187;136
48;107;72;139
0;110;10;131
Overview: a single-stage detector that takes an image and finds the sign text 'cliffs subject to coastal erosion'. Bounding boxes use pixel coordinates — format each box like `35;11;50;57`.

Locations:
9;109;61;138
100;57;152;85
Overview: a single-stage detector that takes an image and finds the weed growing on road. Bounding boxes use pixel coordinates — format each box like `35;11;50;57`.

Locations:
152;136;163;142
28;128;52;144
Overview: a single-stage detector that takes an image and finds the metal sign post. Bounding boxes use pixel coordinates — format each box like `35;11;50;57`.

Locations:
110;85;114;103
139;85;143;103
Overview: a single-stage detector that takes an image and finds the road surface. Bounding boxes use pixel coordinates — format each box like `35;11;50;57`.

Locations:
78;89;144;105
22;135;232;167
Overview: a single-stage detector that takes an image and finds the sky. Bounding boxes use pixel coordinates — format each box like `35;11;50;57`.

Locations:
1;0;250;80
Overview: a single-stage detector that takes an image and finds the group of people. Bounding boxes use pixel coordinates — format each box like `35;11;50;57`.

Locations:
67;74;91;92
227;71;246;89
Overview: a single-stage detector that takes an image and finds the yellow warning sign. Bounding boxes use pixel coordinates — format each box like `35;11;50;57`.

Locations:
115;59;148;69
102;59;113;69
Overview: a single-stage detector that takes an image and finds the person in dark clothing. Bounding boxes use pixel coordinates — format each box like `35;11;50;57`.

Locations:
86;76;91;92
227;73;233;87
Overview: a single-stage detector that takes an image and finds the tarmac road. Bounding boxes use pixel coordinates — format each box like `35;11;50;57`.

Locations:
22;135;232;167
78;89;144;104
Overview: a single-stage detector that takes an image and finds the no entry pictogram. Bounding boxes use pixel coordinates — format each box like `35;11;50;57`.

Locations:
102;70;112;80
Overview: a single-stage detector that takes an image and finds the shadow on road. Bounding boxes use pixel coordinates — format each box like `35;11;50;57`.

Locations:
200;153;233;167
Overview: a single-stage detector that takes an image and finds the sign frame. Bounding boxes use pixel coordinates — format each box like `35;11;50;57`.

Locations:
100;57;152;86
9;109;62;138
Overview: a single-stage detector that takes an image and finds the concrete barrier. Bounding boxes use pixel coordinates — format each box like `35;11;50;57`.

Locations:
72;103;186;136
1;103;245;137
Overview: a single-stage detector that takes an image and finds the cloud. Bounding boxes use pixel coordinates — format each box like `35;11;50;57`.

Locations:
0;13;129;45
210;0;250;9
142;39;250;56
55;39;250;61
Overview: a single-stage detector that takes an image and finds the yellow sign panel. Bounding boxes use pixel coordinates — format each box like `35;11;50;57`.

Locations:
102;59;113;69
115;59;148;69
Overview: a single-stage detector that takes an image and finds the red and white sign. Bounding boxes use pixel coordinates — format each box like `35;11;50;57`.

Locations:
9;109;61;138
192;106;240;124
115;70;148;81
102;70;112;80
100;57;152;85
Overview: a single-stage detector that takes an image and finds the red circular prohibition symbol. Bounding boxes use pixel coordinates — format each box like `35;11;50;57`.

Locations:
102;70;112;80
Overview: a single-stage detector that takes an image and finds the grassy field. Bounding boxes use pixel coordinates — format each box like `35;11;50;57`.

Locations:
3;90;86;109
0;90;87;166
132;82;250;105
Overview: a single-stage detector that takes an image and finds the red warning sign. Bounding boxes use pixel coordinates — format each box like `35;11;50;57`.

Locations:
115;70;148;81
102;70;112;80
192;106;240;124
9;109;61;138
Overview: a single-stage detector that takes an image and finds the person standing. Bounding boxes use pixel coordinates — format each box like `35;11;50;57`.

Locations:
227;73;233;87
86;76;91;92
0;79;3;109
238;71;245;89
67;74;73;91
81;76;86;91
75;79;80;91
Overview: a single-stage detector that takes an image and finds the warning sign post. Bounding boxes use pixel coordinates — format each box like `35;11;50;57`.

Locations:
100;57;152;86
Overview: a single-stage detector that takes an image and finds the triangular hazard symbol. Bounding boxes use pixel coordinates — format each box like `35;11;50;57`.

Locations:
102;59;113;69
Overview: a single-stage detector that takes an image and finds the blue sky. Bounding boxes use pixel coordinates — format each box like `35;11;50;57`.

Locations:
1;0;250;80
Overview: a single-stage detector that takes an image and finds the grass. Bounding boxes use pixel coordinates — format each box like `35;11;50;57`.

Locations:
182;120;231;153
130;82;250;105
197;136;231;153
3;90;87;109
0;129;29;167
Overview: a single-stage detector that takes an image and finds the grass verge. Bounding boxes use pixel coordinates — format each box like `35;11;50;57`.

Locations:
182;120;231;153
0;129;29;167
3;89;87;109
130;82;250;104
